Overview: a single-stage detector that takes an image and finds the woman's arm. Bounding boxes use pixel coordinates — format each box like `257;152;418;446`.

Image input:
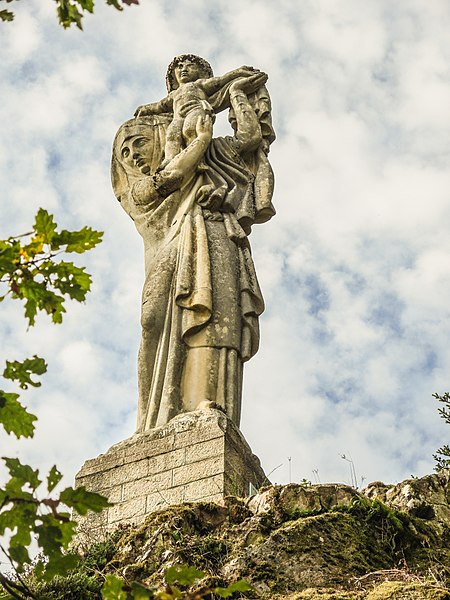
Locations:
131;115;212;205
229;72;267;154
153;113;213;196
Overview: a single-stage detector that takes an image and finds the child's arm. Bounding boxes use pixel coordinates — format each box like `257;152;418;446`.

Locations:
134;95;173;117
201;66;257;95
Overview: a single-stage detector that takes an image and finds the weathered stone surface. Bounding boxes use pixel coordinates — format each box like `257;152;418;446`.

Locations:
108;496;146;524
363;470;450;524
146;486;185;513
76;471;447;599
365;582;449;599
184;474;224;501
74;409;267;539
248;483;359;519
122;471;172;502
172;454;224;487
185;437;225;463
112;55;275;434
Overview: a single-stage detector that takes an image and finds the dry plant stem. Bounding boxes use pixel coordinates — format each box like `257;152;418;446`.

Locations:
0;573;29;600
355;568;423;584
0;544;37;600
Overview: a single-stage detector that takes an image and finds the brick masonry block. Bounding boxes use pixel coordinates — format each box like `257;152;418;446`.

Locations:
74;409;268;540
146;485;186;513
184;474;225;501
122;470;173;502
185;437;225;464
106;459;149;487
108;496;146;524
172;454;224;487
121;434;177;463
148;447;186;474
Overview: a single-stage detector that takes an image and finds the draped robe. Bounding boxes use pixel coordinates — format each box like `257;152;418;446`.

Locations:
111;94;275;431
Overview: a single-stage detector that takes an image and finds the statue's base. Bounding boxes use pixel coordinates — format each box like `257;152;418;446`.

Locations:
74;409;268;541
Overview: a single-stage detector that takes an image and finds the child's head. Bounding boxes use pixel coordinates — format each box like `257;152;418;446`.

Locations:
166;54;213;92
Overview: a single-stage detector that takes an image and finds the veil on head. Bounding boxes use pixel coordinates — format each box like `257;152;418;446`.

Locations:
111;115;171;203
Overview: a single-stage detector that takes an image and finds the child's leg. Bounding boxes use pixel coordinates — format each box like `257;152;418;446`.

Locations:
182;107;208;147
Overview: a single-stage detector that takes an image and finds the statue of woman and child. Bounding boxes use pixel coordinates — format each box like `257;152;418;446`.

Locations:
111;54;275;433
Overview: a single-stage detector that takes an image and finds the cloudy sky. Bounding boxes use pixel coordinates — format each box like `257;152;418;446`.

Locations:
1;0;449;494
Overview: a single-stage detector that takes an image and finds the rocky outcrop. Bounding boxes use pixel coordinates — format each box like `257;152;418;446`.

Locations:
50;471;449;599
364;470;449;524
83;470;447;599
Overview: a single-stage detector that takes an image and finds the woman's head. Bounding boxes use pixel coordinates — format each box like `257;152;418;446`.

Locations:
120;135;155;175
111;115;170;202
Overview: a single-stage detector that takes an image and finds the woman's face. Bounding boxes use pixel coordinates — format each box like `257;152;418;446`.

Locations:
120;135;154;175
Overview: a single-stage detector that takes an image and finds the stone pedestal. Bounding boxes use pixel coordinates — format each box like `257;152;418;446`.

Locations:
74;409;268;539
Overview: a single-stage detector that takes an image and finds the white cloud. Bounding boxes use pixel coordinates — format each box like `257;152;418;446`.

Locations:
1;0;449;509
2;10;41;63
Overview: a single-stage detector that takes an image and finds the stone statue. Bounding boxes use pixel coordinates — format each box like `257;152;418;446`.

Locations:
134;56;260;166
111;54;275;433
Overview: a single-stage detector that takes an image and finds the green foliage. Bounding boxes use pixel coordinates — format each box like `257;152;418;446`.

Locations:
0;208;103;327
102;575;157;600
83;536;118;571
432;392;450;472
164;565;204;587
0;0;139;29
0;455;109;585
0;209;107;599
47;466;63;493
3;535;251;599
332;495;404;527
0;9;14;22
59;486;112;515
30;535;119;598
0;389;37;438
3;355;47;389
434;444;450;471
102;575;130;600
0;355;47;440
31;569;103;599
365;498;404;532
215;580;252;598
0;208;102;442
100;565;252;600
53;227;103;253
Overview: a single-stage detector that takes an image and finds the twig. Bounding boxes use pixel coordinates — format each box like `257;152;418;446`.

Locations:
0;544;38;599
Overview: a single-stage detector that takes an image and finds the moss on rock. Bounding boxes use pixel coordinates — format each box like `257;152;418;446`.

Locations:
366;581;450;599
24;472;449;599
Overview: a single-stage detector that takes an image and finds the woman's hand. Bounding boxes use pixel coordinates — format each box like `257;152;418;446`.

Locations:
195;113;213;143
236;65;258;77
230;72;268;96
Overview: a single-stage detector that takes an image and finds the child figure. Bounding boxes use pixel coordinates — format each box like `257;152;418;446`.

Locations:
135;54;259;164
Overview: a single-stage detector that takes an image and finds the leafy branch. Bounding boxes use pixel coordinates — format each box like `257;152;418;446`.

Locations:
0;208;103;326
0;209;108;599
432;392;450;472
101;564;252;600
0;457;110;592
0;0;140;28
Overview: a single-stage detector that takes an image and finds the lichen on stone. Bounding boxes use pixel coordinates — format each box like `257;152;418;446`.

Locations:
30;471;450;599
